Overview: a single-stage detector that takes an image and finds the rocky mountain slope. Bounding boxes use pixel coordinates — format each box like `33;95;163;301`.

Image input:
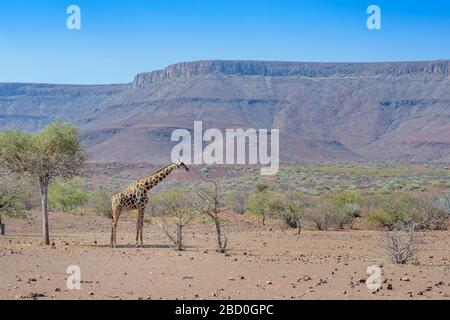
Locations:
1;60;449;164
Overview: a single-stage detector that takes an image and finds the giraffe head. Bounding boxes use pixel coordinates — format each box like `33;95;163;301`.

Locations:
174;158;189;171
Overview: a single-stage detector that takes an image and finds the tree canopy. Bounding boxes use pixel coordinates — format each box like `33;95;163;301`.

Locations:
0;122;86;244
0;122;86;181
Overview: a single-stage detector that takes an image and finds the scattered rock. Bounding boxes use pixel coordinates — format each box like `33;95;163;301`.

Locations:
400;276;410;282
16;292;46;299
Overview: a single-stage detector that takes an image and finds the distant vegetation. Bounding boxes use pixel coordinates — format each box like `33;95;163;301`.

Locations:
1;139;449;259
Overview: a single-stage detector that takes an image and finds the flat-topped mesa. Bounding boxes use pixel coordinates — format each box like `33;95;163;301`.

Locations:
132;60;450;88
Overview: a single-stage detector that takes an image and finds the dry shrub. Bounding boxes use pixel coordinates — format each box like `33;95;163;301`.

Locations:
380;222;422;264
305;200;351;230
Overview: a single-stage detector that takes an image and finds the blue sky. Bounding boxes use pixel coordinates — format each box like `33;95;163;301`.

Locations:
1;0;449;84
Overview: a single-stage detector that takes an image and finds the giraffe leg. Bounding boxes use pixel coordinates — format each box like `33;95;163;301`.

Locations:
139;211;144;246
135;206;145;247
110;223;114;246
111;206;121;248
111;218;119;248
135;212;141;247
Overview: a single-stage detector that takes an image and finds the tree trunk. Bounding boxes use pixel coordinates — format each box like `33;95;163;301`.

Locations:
0;214;5;235
175;225;182;251
40;179;50;245
297;222;301;235
0;213;4;235
214;219;223;252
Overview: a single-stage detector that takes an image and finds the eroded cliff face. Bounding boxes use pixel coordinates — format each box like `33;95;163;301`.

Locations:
132;60;450;87
1;60;450;164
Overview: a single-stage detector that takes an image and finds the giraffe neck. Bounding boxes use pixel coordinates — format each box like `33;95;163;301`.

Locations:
139;163;177;191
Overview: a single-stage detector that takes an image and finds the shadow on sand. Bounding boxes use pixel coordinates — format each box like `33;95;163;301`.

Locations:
93;243;174;249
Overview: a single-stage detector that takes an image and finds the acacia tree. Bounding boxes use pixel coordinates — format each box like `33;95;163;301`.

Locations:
276;191;310;235
197;179;228;253
0;122;86;245
153;188;197;251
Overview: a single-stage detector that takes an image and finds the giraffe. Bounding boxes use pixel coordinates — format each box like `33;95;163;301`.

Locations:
110;160;189;247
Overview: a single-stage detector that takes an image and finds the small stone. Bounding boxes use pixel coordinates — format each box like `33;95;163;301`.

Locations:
400;276;410;282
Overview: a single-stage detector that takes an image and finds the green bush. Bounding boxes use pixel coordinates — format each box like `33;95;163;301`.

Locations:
404;182;421;191
305;199;351;230
245;190;270;225
245;186;280;225
430;180;441;188
328;190;363;218
89;189;113;218
365;193;422;229
48;178;89;213
278;191;310;234
256;183;270;192
0;178;25;220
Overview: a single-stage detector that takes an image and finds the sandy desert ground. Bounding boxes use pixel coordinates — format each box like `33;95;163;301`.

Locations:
0;210;449;300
